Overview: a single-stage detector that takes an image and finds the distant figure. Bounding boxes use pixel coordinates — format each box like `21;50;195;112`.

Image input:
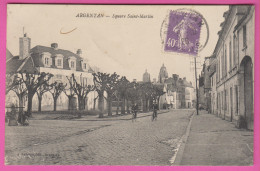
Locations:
152;101;159;121
131;103;138;121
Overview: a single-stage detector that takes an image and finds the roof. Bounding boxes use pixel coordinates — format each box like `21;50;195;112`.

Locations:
166;83;177;92
234;6;253;32
6;49;14;62
183;79;193;88
30;45;93;73
6;56;38;74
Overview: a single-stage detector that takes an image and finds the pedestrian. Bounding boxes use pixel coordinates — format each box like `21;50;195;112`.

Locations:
131;103;138;121
152;100;159;121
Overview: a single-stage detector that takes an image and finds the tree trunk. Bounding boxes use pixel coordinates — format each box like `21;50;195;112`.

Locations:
53;96;58;111
38;95;42;112
98;94;104;118
98;94;104;112
17;95;24;124
157;96;160;110
116;98;120;115
18;95;24;113
107;96;112;116
121;97;126;114
126;99;130;114
78;96;84;111
68;96;72;111
27;93;34;117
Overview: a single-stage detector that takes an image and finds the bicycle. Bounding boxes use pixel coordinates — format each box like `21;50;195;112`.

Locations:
132;110;137;122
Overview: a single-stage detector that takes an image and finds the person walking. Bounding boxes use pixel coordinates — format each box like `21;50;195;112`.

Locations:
131;103;138;122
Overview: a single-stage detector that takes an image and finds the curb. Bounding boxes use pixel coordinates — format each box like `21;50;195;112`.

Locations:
172;110;195;165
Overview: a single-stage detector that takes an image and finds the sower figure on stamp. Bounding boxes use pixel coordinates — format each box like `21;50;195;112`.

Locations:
173;15;198;51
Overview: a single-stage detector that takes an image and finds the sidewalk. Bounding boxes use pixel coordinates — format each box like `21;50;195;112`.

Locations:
174;110;254;166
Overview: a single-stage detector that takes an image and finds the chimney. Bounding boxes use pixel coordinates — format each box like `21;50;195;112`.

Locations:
19;33;31;59
77;49;82;57
183;77;186;80
133;79;137;83
51;43;58;50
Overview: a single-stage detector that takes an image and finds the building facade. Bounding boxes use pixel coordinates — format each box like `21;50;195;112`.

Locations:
6;33;100;112
212;5;254;130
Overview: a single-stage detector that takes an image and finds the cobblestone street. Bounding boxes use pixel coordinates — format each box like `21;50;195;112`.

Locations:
5;109;194;165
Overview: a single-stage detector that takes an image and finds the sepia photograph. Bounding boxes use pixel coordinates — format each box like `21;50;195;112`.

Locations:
4;4;255;166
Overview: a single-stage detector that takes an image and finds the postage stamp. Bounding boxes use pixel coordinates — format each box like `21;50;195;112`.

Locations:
164;10;203;56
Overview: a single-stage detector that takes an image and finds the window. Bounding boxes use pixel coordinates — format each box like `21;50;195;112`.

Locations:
45;57;51;66
233;35;237;66
56;75;62;79
229;40;232;70
243;25;247;48
235;85;238;114
224;45;227;75
224;90;226;111
57;59;62;66
230;87;233;116
71;61;75;69
222;91;224;110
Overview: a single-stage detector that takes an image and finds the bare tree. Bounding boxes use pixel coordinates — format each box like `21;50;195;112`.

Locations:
5;73;19;95
49;82;66;112
20;72;53;116
152;84;166;110
67;74;94;117
36;83;51;112
92;72;120;117
10;74;27;113
116;76;130;114
63;81;76;111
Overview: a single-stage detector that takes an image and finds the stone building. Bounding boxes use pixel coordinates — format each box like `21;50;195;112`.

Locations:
143;69;151;82
165;74;194;109
6;33;99;112
198;57;214;112
209;57;217;115
158;64;168;83
213;5;254;130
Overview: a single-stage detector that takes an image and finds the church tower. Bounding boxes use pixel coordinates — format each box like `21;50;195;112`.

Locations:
143;69;151;82
158;64;168;83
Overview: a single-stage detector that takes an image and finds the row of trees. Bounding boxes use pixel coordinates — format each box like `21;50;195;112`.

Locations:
6;71;165;118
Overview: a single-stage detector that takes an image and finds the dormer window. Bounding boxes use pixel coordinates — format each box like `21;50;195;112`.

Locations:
45;57;49;65
41;52;52;67
68;56;77;70
57;59;62;66
71;61;75;69
54;54;64;68
81;59;88;72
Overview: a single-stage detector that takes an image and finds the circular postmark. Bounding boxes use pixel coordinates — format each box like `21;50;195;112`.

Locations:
160;8;209;56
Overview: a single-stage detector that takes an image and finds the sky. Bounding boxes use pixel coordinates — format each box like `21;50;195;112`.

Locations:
7;4;229;85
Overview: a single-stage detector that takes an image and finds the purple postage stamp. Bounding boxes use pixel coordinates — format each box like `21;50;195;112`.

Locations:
164;10;203;56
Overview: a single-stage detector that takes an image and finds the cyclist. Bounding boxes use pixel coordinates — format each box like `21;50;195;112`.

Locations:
152;100;159;121
131;103;138;121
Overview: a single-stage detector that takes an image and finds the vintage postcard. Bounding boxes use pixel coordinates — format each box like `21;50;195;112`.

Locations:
4;4;255;166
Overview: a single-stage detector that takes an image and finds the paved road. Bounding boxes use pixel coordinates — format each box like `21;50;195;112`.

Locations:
5;109;194;165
